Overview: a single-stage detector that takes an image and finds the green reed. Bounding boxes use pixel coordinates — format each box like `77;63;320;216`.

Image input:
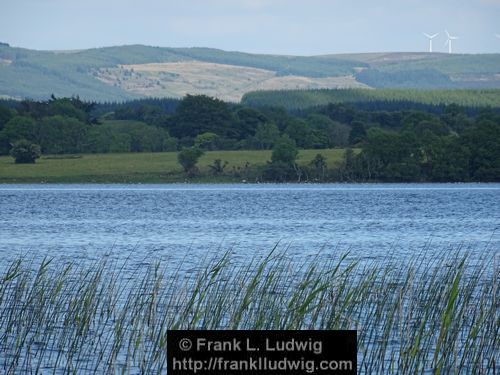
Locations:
0;249;497;374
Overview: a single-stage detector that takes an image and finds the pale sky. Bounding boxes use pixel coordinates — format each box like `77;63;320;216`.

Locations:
1;0;500;55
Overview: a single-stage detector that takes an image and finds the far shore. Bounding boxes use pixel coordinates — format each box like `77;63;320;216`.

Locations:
0;149;347;184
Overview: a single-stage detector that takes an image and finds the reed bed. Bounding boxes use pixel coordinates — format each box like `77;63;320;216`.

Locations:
0;249;497;374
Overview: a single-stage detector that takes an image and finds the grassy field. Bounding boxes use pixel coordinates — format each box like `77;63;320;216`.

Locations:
0;149;347;183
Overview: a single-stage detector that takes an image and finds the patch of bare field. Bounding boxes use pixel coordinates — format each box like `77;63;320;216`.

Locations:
254;74;368;91
94;60;368;102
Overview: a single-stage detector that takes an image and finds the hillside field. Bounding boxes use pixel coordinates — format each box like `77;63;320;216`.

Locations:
0;149;347;183
96;61;367;102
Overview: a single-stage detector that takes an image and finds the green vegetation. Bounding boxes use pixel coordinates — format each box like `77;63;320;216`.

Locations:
0;149;347;183
271;135;298;165
261;135;300;182
242;88;500;110
87;120;176;153
177;147;205;175
169;94;232;138
355;69;454;89
375;53;500;76
170;47;365;77
0;44;365;101
0;250;496;373
354;55;500;89
1;43;500;101
9;139;41;163
1;94;499;182
348;115;500;182
0;44;190;101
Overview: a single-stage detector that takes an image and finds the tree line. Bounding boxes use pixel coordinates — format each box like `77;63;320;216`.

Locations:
0;94;498;182
241;88;500;110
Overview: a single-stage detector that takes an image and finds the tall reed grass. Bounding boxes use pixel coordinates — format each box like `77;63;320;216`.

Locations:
0;249;497;374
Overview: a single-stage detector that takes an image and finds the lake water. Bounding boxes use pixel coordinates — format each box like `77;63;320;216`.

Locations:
1;183;499;268
1;183;499;374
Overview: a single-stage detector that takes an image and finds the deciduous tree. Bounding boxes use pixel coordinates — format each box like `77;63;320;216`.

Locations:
10;139;41;164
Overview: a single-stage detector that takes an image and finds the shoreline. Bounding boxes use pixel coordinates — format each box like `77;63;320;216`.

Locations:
1;181;498;187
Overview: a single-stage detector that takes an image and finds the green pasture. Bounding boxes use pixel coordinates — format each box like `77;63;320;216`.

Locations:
0;148;347;183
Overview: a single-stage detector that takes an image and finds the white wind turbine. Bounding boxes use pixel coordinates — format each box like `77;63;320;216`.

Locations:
445;30;458;54
423;32;439;52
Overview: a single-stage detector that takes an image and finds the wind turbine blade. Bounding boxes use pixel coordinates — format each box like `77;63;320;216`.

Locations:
423;33;432;38
445;39;449;46
445;30;451;38
430;33;439;39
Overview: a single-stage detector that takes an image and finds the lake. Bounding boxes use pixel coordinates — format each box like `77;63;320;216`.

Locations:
1;183;499;268
1;183;499;374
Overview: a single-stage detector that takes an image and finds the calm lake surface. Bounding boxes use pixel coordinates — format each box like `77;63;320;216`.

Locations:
1;183;499;268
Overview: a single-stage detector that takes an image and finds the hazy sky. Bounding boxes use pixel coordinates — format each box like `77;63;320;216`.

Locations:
1;0;500;55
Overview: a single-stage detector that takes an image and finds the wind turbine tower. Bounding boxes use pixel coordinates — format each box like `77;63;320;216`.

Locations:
423;32;439;52
445;30;458;54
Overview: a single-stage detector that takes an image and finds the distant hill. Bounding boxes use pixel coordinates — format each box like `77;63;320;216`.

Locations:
1;44;500;102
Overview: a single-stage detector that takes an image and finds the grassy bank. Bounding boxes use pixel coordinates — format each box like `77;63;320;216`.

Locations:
0;250;497;374
0;149;346;183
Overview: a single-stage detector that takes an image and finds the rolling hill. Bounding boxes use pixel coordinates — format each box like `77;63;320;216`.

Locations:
1;43;500;102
